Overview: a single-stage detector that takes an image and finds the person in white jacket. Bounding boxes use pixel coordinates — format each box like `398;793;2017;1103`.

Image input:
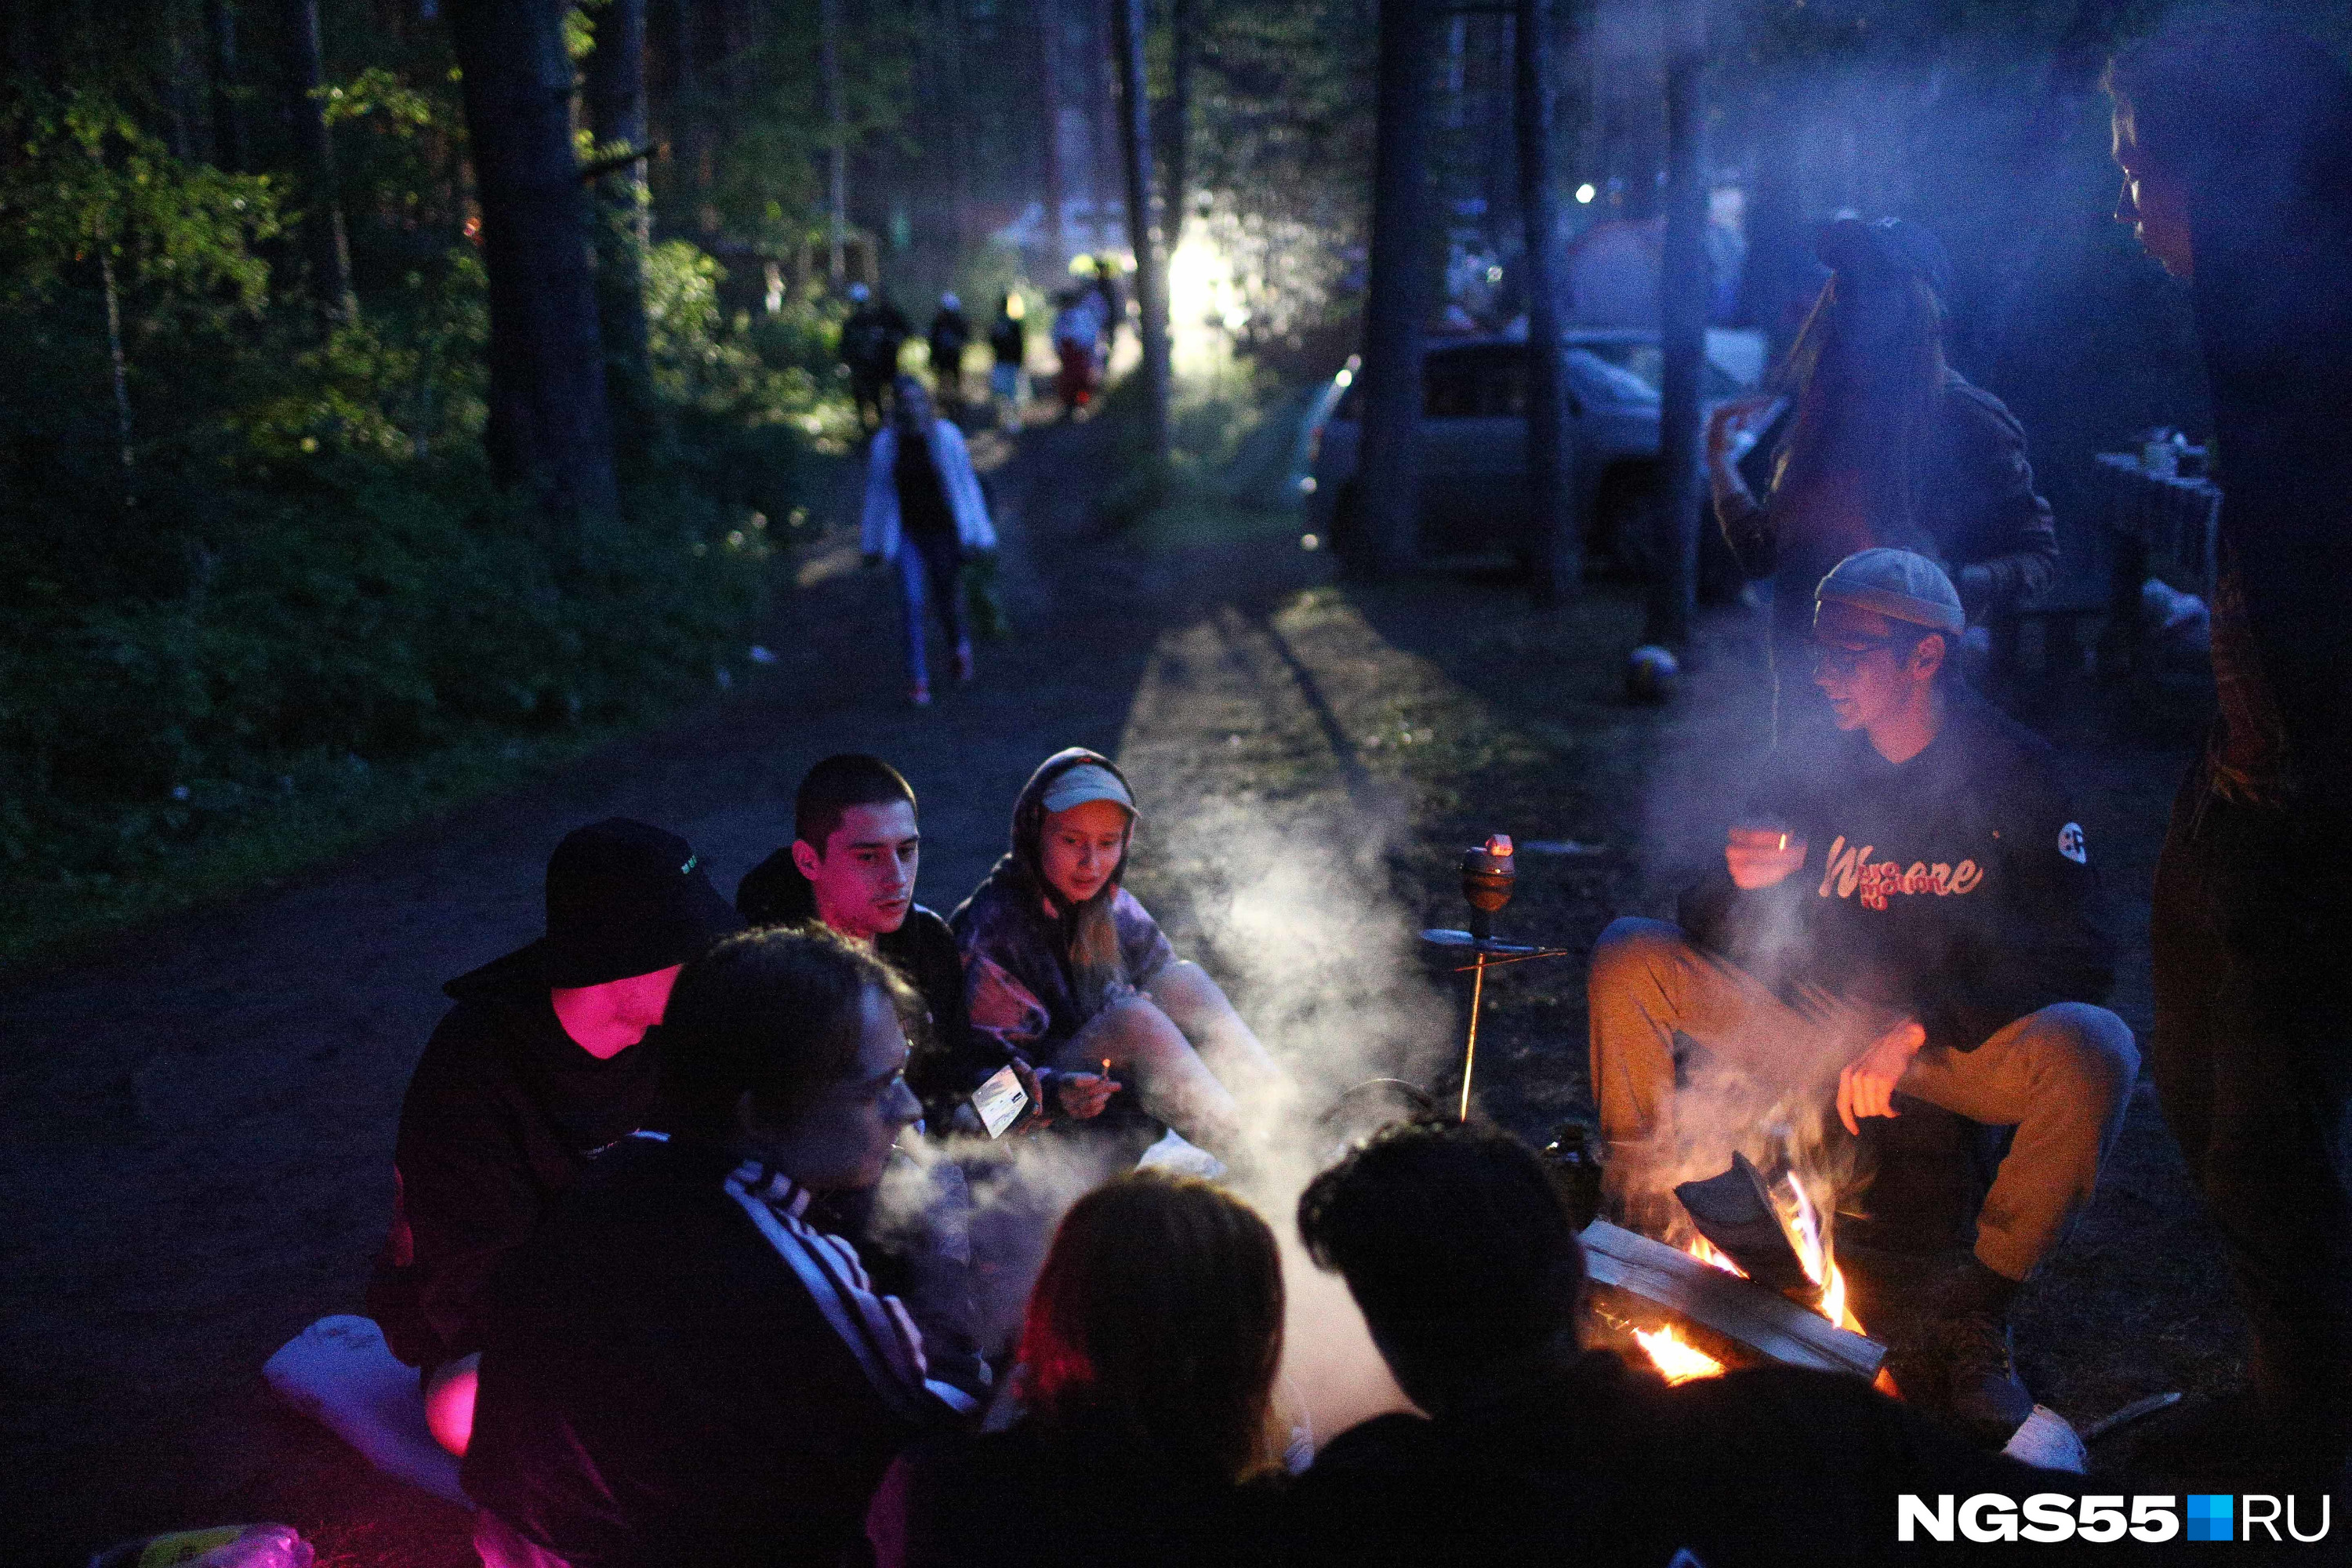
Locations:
862;376;999;706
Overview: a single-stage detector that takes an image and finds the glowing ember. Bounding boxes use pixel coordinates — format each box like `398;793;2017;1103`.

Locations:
1635;1324;1726;1385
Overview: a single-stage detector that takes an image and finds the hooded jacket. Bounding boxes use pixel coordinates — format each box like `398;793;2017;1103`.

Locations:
367;944;665;1368
949;749;1175;1068
1715;370;2058;646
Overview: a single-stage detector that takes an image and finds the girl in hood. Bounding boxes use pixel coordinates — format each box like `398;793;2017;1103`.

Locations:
950;749;1278;1155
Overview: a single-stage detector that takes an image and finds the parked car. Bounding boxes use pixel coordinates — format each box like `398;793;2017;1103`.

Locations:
1303;329;1758;572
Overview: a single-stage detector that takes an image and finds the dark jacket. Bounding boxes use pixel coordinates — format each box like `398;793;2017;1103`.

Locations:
366;945;663;1368
2181;74;2352;829
1282;1351;2060;1568
877;1421;1281;1568
464;1139;960;1568
842;301;913;379
988;314;1024;367
927;308;972;369
1680;691;2114;1054
735;854;1007;1125
1718;372;2057;643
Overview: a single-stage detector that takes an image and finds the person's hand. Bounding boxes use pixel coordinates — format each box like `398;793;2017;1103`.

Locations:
1838;1018;1926;1135
1705;394;1777;474
1725;824;1808;891
1056;1069;1119;1120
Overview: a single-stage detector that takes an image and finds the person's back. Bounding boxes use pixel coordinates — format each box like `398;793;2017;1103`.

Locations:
875;1174;1286;1568
886;1421;1279;1568
1289;1120;2064;1568
1290;1351;2045;1567
466;1139;918;1568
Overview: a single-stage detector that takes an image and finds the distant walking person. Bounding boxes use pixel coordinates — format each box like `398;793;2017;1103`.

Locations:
842;284;914;431
1051;289;1104;415
928;294;973;407
989;292;1029;433
2107;17;2352;1490
1704;218;2057;749
863;376;996;706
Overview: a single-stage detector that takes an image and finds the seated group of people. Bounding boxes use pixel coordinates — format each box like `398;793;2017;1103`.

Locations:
363;546;2136;1565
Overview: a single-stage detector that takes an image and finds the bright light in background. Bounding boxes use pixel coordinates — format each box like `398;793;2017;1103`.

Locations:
1575;183;1596;205
1166;230;1251;379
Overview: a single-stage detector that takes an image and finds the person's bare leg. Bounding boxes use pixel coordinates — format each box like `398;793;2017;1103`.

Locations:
1145;960;1282;1099
1060;992;1243;1152
423;1351;479;1457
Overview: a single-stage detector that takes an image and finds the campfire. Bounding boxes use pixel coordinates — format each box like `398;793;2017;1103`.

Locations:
1583;1152;1889;1392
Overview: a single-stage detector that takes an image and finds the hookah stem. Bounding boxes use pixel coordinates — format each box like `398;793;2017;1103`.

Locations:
1459;949;1486;1122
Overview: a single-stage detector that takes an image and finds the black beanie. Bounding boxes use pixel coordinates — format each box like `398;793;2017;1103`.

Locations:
541;818;746;988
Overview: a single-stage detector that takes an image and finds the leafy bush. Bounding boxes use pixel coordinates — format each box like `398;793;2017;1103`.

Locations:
0;101;832;922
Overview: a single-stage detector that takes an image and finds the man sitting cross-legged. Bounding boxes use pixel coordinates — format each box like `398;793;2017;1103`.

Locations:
1587;547;2136;1447
1285;1120;2056;1568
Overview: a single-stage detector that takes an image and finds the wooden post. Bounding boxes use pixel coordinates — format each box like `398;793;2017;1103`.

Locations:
1354;0;1438;579
1515;0;1577;603
1111;0;1171;459
1644;0;1706;648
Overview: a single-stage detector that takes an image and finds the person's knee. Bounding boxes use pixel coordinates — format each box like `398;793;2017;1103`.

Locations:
2030;1003;2140;1112
1589;916;1688;997
423;1352;480;1457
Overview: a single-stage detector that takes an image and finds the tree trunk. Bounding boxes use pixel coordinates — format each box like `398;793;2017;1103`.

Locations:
1082;0;1118;244
1035;0;1068;270
671;0;714;238
1159;0;1194;253
1644;0;1705;648
1515;0;1575;603
1110;0;1169;458
280;0;355;324
1354;0;1438;579
444;0;621;528
201;0;245;170
820;0;848;283
585;0;658;469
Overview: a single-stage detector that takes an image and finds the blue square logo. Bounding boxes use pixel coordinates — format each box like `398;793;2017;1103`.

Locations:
2187;1494;2234;1542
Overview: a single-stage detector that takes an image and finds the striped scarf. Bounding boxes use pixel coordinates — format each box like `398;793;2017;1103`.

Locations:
724;1161;979;1421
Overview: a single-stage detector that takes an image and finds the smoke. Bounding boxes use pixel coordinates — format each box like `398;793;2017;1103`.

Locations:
862;766;1453;1449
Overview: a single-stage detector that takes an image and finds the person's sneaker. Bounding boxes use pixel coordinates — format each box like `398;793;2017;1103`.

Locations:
1931;1308;2035;1448
909;681;931;708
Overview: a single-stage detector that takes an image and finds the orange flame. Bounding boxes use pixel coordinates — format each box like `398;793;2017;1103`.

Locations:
1635;1324;1726;1385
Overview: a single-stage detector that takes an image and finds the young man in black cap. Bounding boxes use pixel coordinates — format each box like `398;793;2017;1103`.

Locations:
1586;549;2136;1447
737;755;1015;1131
368;818;743;1455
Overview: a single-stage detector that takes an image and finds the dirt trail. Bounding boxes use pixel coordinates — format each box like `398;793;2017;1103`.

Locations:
1;407;2239;1563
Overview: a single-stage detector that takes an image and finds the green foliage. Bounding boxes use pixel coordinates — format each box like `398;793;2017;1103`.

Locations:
0;89;280;318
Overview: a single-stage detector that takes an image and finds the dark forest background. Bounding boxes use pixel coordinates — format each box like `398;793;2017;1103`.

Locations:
2;0;2343;959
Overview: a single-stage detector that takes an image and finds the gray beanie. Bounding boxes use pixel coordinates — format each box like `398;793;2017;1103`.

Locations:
1814;548;1965;633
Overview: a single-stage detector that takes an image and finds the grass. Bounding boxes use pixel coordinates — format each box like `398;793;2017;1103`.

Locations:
0;720;641;973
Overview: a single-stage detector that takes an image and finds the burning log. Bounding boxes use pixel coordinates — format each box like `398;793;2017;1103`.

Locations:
1580;1218;1887;1382
1672;1152;1813;1298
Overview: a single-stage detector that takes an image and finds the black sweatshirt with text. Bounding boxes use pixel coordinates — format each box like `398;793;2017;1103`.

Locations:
1680;693;2114;1053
